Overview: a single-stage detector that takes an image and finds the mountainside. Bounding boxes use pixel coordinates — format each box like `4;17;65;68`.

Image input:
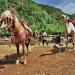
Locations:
71;14;75;19
0;0;73;34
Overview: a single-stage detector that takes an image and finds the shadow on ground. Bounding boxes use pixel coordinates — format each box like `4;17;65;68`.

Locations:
0;53;23;65
39;47;66;57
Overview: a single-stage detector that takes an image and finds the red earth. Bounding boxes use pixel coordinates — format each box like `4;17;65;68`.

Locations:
0;44;75;75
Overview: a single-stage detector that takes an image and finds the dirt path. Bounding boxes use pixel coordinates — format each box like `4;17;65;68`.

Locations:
0;44;75;75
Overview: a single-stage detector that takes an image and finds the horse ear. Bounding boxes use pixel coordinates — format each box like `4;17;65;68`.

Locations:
62;14;70;20
66;16;70;19
62;14;67;19
10;8;16;15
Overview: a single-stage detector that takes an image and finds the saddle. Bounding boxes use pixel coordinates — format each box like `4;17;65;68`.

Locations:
68;19;75;26
19;20;32;35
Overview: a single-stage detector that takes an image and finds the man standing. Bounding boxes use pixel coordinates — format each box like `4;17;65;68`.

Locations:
42;31;48;46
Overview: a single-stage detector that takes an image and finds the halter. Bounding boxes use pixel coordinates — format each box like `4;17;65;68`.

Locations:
0;11;14;30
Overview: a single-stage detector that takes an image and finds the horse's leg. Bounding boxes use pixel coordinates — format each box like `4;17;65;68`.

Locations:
26;44;29;55
42;40;44;46
16;44;19;54
46;40;48;46
66;41;68;51
22;43;27;64
65;35;68;51
73;42;74;51
26;43;31;55
16;43;20;64
28;43;31;53
22;43;25;55
73;33;75;51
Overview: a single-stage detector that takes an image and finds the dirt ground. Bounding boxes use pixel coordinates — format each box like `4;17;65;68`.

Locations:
0;44;75;75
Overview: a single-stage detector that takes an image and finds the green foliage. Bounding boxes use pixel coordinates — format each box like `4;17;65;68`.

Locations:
71;14;75;19
0;0;67;34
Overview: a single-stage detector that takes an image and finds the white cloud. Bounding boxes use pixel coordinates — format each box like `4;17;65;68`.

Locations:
57;2;75;14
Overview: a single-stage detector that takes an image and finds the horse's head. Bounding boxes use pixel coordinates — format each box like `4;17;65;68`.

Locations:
0;10;13;30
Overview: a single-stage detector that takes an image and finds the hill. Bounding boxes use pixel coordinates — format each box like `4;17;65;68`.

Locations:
0;0;71;34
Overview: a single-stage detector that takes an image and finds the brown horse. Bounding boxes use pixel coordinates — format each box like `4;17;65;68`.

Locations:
0;10;32;64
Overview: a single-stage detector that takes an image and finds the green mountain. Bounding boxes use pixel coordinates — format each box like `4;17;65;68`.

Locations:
0;0;69;34
71;14;75;19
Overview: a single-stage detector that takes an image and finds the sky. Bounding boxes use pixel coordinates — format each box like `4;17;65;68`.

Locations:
33;0;75;14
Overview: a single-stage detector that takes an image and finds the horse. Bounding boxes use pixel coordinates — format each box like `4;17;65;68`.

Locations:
19;19;32;54
32;32;39;45
0;10;32;64
62;14;75;51
33;32;39;39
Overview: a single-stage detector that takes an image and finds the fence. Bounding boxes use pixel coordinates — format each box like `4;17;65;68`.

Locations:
0;34;66;45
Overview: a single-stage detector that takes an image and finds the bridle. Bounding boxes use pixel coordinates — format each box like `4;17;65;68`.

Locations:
0;10;14;30
1;16;15;31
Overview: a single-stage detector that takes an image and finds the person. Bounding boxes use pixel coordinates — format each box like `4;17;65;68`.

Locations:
41;31;48;46
54;35;61;44
38;32;42;45
53;34;61;48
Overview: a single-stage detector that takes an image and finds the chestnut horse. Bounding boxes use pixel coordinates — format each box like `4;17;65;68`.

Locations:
0;10;32;64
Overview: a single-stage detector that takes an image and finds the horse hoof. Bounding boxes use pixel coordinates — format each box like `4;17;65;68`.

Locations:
28;50;32;53
16;60;19;64
28;52;31;55
25;53;28;56
23;60;27;64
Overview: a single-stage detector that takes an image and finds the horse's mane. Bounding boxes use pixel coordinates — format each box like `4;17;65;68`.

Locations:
66;19;75;26
1;10;12;19
70;19;75;26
